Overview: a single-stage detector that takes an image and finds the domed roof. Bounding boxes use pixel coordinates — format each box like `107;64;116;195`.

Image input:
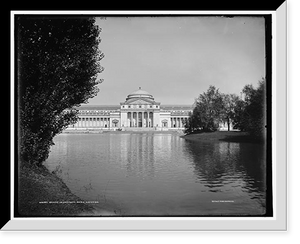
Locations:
130;88;151;96
126;87;154;100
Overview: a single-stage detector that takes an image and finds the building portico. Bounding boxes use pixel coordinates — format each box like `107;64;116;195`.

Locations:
125;111;154;128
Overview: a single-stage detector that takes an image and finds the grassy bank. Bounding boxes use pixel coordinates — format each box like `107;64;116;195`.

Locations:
18;164;113;217
181;131;264;143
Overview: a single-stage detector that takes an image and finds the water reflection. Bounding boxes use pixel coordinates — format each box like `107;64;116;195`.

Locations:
45;133;267;216
121;134;155;179
183;140;266;210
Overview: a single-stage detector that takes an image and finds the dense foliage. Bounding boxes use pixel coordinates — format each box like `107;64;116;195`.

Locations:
235;79;266;139
184;79;266;140
17;17;104;166
184;86;223;134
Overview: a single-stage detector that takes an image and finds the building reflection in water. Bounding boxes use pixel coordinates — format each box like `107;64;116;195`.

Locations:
119;134;156;179
45;133;267;215
119;133;180;180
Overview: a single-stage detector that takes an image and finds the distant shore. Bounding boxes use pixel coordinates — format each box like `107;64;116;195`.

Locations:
181;131;264;143
62;129;184;134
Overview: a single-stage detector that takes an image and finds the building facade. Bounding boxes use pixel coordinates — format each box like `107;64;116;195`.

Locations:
67;88;193;131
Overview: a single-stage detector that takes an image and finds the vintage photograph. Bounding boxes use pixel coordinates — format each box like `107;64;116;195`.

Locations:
15;14;272;217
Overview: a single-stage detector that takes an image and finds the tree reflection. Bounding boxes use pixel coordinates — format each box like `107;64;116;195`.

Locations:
183;140;266;196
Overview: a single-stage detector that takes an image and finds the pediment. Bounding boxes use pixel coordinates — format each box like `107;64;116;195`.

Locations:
125;98;156;105
130;99;152;105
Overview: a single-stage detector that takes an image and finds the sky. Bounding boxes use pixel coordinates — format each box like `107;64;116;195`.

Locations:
87;16;265;105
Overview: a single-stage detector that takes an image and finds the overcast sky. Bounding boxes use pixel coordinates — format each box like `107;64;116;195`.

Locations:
87;16;265;105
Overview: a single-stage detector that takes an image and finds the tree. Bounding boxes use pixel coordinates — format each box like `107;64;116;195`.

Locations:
17;16;104;166
185;86;223;133
231;97;246;131
196;86;224;132
184;107;201;134
242;79;266;139
232;79;266;139
221;93;239;131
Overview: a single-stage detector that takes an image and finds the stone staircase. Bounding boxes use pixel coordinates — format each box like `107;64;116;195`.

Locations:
123;127;156;131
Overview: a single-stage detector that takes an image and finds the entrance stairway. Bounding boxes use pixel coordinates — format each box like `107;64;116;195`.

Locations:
123;127;156;131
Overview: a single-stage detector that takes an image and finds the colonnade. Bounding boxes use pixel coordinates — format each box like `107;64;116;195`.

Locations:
70;115;189;129
71;117;110;128
127;112;153;127
170;117;188;128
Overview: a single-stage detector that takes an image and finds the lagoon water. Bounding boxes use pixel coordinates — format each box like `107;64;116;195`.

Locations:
44;133;266;216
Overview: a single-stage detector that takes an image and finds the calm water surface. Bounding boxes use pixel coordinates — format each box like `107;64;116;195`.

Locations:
44;133;266;216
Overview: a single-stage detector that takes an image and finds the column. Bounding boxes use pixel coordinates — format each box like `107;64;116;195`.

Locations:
142;111;144;127
146;112;149;127
132;112;135;127
128;112;130;127
136;112;138;127
132;112;134;127
130;112;133;127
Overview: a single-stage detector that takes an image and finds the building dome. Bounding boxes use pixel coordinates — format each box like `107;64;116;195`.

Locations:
126;87;154;100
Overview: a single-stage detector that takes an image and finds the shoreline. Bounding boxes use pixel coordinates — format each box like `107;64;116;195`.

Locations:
181;131;264;144
18;163;117;217
62;129;184;134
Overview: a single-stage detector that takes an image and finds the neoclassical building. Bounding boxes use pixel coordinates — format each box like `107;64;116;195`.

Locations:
67;88;193;130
